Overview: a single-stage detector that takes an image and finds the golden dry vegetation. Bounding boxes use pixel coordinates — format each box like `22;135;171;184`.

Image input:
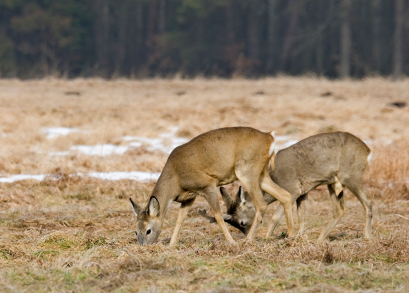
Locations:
0;77;408;292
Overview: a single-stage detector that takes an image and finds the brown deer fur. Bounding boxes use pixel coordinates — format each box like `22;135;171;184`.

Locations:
130;127;295;246
199;132;372;240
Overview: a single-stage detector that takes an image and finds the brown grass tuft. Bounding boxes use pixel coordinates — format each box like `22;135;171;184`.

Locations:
365;140;409;200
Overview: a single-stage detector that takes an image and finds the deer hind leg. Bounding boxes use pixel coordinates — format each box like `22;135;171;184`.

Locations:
266;193;307;238
266;204;284;237
296;193;308;229
344;179;372;239
259;173;295;237
203;185;236;245
170;198;196;246
318;184;345;241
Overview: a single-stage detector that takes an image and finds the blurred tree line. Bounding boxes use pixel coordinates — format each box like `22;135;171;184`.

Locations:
0;0;408;78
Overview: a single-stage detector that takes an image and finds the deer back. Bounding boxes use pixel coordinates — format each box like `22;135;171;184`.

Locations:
131;127;276;244
270;132;370;197
206;132;371;235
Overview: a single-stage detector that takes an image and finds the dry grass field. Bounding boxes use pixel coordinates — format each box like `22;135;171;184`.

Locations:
0;77;408;292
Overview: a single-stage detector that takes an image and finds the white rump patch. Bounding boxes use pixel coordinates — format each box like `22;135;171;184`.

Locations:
269;131;276;157
367;152;372;163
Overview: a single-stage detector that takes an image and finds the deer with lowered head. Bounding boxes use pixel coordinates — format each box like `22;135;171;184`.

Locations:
129;127;296;246
199;132;372;240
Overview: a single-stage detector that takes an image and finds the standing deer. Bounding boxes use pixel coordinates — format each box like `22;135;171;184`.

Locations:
129;127;295;246
199;132;372;240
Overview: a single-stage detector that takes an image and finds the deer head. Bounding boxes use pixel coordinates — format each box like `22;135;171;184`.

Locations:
213;186;256;235
130;197;163;245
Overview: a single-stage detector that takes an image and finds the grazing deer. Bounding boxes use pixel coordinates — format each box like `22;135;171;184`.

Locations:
129;127;295;246
199;132;372;240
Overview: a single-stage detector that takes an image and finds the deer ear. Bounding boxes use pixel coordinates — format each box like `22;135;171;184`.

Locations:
198;209;217;223
238;186;246;204
148;196;160;217
130;198;142;217
220;187;235;210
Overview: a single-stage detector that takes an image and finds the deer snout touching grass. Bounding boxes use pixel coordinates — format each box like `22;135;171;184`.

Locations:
199;132;372;241
129;127;295;246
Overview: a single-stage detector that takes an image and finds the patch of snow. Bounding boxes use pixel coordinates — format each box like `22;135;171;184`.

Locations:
47;127;189;157
275;135;292;142
43;127;300;157
123;136;142;141
81;171;160;182
121;128;188;154
71;144;129;156
0;171;160;183
0;174;46;183
49;151;70;156
275;139;299;151
159;126;179;138
42;127;78;139
172;137;189;145
271;135;299;151
128;142;143;148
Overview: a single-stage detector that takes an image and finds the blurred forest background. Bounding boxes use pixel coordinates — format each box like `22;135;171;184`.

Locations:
0;0;408;79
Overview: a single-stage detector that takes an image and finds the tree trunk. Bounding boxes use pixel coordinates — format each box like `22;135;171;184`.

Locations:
247;4;260;62
267;0;280;73
133;0;144;75
279;0;301;72
314;0;328;75
339;0;351;79
147;0;159;47
114;1;128;76
393;0;404;80
94;0;110;77
158;0;166;33
226;1;235;46
372;0;382;73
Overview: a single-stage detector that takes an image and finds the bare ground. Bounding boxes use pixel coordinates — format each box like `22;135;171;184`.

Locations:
0;77;408;292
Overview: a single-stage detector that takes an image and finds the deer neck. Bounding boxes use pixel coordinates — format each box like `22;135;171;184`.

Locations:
150;166;180;220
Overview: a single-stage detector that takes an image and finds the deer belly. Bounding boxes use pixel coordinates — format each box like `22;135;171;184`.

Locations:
217;172;238;186
175;192;197;203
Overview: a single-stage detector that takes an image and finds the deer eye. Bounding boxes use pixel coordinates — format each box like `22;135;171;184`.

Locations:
135;231;138;236
240;221;245;226
146;229;151;235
